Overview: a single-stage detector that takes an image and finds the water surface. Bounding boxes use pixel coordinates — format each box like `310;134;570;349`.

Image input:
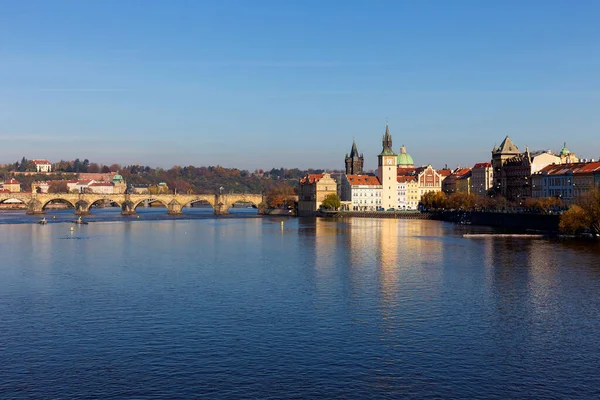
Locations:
1;216;599;399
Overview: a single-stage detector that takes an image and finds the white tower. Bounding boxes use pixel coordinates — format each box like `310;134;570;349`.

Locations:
377;123;398;210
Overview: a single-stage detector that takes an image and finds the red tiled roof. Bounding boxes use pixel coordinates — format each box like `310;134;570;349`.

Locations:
0;188;10;193
452;168;472;177
397;167;416;176
4;178;20;184
32;159;51;165
90;182;113;187
346;175;381;186
437;169;452;177
535;161;600;176
300;174;324;184
473;162;491;169
397;176;416;183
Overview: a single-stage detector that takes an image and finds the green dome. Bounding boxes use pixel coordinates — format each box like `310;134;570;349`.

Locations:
397;145;414;166
559;142;570;156
112;172;124;183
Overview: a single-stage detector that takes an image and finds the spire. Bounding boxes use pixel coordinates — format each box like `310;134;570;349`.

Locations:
350;139;358;157
379;122;396;156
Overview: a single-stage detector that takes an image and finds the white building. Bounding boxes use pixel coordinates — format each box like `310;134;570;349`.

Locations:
341;175;382;211
32;159;52;173
88;182;114;194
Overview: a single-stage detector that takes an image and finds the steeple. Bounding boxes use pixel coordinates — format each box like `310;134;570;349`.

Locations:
345;138;364;175
380;123;395;155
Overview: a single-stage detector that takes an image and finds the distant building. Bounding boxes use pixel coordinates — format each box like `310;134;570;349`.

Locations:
470;162;493;195
341;174;381;211
344;140;364;175
491;136;521;194
1;178;21;193
88;182;114;194
559;142;579;164
397;176;418;210
502;148;560;202
32;159;52;173
298;173;337;216
532;161;600;202
442;168;472;194
111;172;127;194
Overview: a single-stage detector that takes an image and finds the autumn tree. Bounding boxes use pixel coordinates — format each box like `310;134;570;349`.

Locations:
265;183;296;208
560;188;600;236
48;181;69;193
321;193;341;210
420;191;447;209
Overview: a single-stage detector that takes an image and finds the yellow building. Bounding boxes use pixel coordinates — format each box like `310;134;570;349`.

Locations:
298;173;337;216
1;178;21;193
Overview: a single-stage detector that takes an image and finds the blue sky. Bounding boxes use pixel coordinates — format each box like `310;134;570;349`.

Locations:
1;0;599;170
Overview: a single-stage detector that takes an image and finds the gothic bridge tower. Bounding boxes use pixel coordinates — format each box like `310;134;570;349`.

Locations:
345;139;364;175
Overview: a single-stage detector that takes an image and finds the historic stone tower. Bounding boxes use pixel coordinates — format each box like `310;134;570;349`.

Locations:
377;123;398;210
345;140;364;175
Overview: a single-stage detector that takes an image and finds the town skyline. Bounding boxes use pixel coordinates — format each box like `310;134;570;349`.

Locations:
2;1;600;169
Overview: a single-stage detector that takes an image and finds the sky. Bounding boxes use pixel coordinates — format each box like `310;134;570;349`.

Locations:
1;0;599;171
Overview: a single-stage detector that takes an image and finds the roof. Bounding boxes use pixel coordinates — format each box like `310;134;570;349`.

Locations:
345;175;381;186
90;182;113;187
452;168;472;177
397;167;417;176
397;176;417;183
300;174;324;185
437;168;452;177
494;136;520;154
559;142;570;156
535;161;600;176
4;178;20;184
397;145;414;166
32;159;51;165
473;162;491;169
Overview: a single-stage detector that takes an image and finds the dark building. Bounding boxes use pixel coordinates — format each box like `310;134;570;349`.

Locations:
345;140;364;175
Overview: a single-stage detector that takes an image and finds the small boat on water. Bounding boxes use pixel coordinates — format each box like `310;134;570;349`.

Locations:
72;217;89;225
37;218;47;225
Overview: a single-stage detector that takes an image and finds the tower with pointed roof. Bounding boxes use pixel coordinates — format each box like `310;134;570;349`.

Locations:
344;139;364;175
378;123;398;210
491;135;521;194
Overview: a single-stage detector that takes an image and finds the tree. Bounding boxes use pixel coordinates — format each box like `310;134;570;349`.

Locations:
321;193;341;210
420;191;447;210
560;188;600;236
48;181;69;193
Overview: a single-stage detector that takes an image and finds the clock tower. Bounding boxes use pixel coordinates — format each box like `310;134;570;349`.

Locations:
378;123;398;210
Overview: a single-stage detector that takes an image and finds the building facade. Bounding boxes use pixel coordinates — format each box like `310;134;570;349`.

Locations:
470;162;493;195
298;173;338;216
341;175;381;211
32;159;52;173
397;176;418;210
491;136;522;194
0;178;21;193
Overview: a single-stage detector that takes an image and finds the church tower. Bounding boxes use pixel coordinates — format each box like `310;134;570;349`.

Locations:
345;139;364;175
377;123;398;210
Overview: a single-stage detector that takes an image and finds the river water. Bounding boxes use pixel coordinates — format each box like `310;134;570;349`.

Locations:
1;212;600;399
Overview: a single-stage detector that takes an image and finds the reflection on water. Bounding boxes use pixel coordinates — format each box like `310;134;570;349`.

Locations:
1;217;600;399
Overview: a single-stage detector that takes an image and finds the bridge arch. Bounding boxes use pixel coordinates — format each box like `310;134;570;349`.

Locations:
180;197;216;209
132;197;170;210
41;197;77;210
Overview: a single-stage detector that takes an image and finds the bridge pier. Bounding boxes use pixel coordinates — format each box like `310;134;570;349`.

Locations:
214;203;229;216
121;200;136;216
168;200;182;215
75;200;90;216
26;200;44;215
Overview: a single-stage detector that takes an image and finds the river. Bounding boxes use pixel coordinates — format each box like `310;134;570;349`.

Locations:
1;213;599;399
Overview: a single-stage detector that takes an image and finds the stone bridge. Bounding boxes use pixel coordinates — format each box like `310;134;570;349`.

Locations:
0;193;264;216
